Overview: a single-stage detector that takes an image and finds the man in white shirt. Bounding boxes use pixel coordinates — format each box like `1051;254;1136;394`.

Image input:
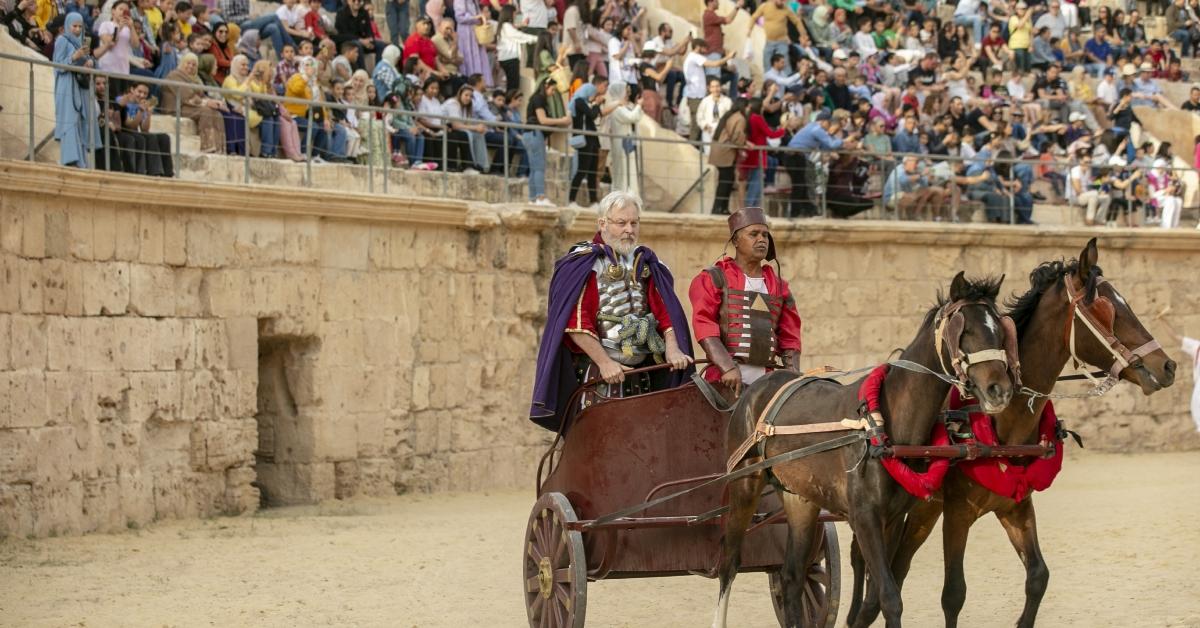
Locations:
1067;150;1111;225
762;53;802;88
1034;1;1067;39
643;22;689;110
520;0;553;32
275;0;311;44
683;38;733;140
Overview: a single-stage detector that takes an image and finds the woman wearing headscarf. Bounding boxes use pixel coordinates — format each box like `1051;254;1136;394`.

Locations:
285;56;347;161
372;44;403;101
608;82;644;196
161;52;228;153
246;59;281;158
236;29;263;65
196;53;247;154
453;0;493;86
53;12;98;167
567;80;606;207
223;54;263;156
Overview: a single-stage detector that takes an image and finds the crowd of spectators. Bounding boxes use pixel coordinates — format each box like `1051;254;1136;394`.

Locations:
7;0;1199;225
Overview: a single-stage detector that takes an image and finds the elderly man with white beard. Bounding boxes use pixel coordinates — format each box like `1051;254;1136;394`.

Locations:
527;191;695;432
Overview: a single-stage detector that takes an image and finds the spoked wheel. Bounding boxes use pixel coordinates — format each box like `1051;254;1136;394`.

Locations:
524;492;587;628
769;521;841;628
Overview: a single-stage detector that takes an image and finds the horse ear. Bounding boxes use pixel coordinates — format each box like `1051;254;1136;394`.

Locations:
949;270;968;302
1077;237;1098;280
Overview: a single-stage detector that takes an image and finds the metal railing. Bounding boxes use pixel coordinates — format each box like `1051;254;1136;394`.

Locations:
2;48;1198;228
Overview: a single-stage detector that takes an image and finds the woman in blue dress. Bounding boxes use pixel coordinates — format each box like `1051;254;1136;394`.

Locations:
53;12;98;167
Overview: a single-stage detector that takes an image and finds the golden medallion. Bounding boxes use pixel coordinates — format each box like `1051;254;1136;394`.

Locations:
606;264;625;280
641;266;651;279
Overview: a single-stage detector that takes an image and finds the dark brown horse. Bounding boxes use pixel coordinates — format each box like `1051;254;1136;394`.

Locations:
847;238;1178;628
713;273;1018;628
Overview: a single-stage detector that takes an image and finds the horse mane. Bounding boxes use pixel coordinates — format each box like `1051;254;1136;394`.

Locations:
922;275;1005;326
1004;259;1105;336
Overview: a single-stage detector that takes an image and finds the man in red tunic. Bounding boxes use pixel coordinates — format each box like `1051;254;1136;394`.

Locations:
688;207;802;396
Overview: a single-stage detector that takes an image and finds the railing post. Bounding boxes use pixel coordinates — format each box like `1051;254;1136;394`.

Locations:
441;127;448;195
819;154;828;219
243;101;251;184
563;132;571;206
697;140;705;214
382;117;389;194
103;79;110;172
86;74;95;170
1009;160;1016;225
503;127;510;203
304;106;314;187
27;62;34;161
367;113;374;193
173;88;181;178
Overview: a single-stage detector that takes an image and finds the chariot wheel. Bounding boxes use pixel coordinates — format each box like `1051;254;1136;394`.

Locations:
524;492;587;628
769;521;841;628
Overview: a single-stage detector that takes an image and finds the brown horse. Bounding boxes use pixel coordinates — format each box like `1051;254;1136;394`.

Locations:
713;272;1018;628
846;238;1178;628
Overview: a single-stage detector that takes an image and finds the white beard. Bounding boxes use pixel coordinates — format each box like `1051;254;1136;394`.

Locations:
610;238;637;258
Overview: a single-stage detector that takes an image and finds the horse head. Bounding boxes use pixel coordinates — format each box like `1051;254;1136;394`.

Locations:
936;271;1017;415
1061;238;1176;395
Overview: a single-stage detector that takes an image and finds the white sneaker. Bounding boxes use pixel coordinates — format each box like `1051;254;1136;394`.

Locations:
463;167;480;175
534;198;556;207
312;156;326;164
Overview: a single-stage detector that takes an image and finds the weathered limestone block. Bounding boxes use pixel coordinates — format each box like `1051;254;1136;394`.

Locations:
357;458;396;496
128;372;181;424
135;208;168;263
225;317;258;371
223;466;259;514
284;216;320;264
0;254;19;313
313;410;357;461
186;214;236;268
356;411;386;458
504;233;540;273
61;261;85;316
320;220;370;270
0;428;37;483
194;319;230;370
0;202;22;254
80;477;122;533
128;264;175;317
316;320;364;368
41;258;67;314
361;318;399;368
318;269;368;321
82;262;129;316
18;257;42;314
333;460;359;498
112;208;140;262
9;314;46;370
234;215;286;265
0;484;35;538
411;365;431;411
163;211;187;266
5;372;47;429
32;480;84;537
180;369;216;422
116;467;154;527
67;206;93;261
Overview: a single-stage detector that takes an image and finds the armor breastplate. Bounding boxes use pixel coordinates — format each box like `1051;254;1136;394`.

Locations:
706;267;788;368
596;259;652;365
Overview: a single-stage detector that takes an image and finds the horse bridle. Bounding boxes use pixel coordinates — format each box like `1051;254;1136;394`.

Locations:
934;299;1023;395
1063;276;1162;381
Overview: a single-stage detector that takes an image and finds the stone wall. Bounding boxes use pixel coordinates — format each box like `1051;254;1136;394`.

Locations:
1;160;1197;538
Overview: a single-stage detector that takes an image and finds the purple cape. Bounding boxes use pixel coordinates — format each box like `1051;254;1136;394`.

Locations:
528;240;694;431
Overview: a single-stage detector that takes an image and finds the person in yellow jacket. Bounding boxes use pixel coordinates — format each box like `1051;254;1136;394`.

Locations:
283;56;348;161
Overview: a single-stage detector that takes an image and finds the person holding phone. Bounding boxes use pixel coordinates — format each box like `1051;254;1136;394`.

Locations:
53;12;97;167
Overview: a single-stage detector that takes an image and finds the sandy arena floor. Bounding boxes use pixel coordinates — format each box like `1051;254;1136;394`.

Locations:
1;451;1198;628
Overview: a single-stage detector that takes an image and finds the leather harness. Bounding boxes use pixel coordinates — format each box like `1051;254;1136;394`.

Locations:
1063;277;1161;381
